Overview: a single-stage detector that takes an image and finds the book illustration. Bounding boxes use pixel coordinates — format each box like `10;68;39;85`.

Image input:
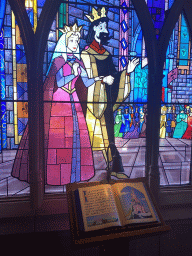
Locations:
86;213;119;228
119;186;152;220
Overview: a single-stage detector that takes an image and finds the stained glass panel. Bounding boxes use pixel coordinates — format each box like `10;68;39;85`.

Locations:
1;0;186;197
41;0;148;194
0;1;69;195
0;0;31;197
159;13;192;186
147;0;175;40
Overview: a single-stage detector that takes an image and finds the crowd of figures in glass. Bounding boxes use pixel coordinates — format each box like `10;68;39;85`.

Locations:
0;0;192;197
160;105;192;139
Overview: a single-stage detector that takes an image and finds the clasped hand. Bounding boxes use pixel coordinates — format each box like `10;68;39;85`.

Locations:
72;63;114;86
94;75;114;85
72;62;80;76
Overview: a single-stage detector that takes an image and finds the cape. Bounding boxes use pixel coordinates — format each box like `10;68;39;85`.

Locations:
11;55;90;184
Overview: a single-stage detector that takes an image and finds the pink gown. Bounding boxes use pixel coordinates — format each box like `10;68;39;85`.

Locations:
12;55;95;185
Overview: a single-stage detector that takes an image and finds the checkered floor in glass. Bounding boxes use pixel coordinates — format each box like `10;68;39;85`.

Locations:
0;138;191;197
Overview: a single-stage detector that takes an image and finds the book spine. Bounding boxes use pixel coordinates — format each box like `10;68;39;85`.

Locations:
74;190;85;231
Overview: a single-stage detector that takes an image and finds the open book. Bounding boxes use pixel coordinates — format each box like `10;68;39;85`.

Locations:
74;181;160;232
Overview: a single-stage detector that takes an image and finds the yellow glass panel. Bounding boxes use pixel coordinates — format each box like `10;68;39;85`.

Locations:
86;110;96;132
94;118;101;132
92;119;105;149
101;124;108;141
18;135;22;143
33;0;37;32
25;0;33;8
93;135;104;149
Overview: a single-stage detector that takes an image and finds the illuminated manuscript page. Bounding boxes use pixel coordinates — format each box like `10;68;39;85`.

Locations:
78;184;121;231
112;182;159;226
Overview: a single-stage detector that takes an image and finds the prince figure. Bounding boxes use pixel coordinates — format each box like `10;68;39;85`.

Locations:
81;7;139;163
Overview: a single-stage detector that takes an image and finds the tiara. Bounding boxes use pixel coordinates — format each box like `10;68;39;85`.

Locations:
86;7;107;22
59;23;82;34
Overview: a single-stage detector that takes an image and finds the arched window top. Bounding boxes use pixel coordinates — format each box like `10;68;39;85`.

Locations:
146;0;175;40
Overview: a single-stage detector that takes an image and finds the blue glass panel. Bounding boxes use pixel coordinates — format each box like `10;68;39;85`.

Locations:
121;20;128;33
37;0;46;7
18;119;26;135
147;1;165;40
16;45;27;64
121;38;128;50
0;0;6;32
11;138;18;149
4;26;11;37
181;15;189;42
17;84;25;100
122;2;128;14
10;110;14;124
120;56;127;68
1;102;7;149
179;15;189;66
26;8;34;27
169;0;174;9
134;64;148;102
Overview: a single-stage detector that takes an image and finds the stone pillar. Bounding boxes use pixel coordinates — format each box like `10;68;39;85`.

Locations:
147;69;164;203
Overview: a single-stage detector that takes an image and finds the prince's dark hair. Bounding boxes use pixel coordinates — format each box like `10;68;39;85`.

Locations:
86;17;109;44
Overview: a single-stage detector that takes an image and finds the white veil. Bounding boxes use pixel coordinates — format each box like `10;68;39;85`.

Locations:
46;32;80;75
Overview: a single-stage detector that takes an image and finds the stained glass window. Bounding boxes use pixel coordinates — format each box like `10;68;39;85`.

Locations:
1;0;190;199
159;12;192;186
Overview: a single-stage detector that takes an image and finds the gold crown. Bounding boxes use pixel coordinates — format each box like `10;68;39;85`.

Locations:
86;7;107;22
59;23;82;34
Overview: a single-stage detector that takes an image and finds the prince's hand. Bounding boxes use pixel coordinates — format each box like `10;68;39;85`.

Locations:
103;75;114;85
126;57;139;74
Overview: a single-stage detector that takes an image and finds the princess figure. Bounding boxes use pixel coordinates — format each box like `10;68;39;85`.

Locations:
12;23;101;185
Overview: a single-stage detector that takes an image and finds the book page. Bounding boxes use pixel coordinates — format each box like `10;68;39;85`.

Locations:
112;182;159;226
77;184;121;232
